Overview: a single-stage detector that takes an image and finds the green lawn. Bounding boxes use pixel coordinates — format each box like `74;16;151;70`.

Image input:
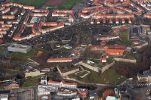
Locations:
0;68;19;75
7;47;40;62
48;4;57;7
124;51;135;59
120;29;132;45
23;75;42;87
102;69;127;85
78;68;126;85
0;46;7;52
58;0;82;9
97;65;104;68
80;71;88;76
13;0;43;6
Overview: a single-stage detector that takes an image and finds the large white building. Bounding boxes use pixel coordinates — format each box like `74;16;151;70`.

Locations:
48;80;77;89
57;87;77;96
8;43;32;53
38;85;57;96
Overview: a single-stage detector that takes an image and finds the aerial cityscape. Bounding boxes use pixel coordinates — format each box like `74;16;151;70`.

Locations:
0;0;151;100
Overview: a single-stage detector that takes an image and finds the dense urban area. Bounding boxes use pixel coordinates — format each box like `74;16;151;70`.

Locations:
1;0;151;100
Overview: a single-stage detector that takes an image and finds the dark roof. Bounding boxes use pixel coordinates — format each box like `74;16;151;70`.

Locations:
72;59;82;64
0;90;10;94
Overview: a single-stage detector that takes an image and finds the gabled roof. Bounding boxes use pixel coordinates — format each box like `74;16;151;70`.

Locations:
106;49;124;54
103;90;115;98
47;58;72;61
48;80;77;85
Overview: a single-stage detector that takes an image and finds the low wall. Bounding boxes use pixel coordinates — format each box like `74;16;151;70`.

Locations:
57;67;79;76
114;58;136;63
79;62;99;72
25;70;44;77
101;61;115;73
134;42;148;49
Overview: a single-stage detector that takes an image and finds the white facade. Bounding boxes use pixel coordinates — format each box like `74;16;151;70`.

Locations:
0;94;8;100
48;80;77;89
57;87;77;96
38;85;57;96
8;43;32;53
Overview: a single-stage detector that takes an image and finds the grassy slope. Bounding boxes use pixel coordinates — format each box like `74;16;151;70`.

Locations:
120;29;132;45
79;69;126;85
23;75;42;87
58;0;82;9
7;48;40;62
13;0;43;6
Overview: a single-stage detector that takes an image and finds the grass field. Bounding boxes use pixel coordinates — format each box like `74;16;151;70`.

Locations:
80;71;88;76
120;29;132;45
0;46;7;52
79;68;126;85
7;47;40;62
23;75;42;87
0;68;19;75
58;0;82;9
13;0;43;6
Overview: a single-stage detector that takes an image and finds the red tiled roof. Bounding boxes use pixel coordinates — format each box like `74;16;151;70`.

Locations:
101;41;106;44
37;51;43;56
103;90;115;98
48;80;77;85
113;26;127;32
72;51;81;55
2;15;15;17
48;80;60;84
96;35;119;40
106;49;124;54
47;58;72;61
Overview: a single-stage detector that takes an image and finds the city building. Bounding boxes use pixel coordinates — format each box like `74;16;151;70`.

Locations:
113;25;128;32
103;90;115;98
2;15;15;19
48;80;77;89
25;69;45;77
47;58;72;63
11;8;18;15
137;70;151;82
8;43;32;53
2;7;10;14
0;31;7;34
23;5;35;9
37;51;43;57
41;76;47;85
38;85;57;96
76;88;88;96
105;88;122;100
57;87;77;96
0;94;8;100
38;22;64;34
0;34;3;38
87;45;126;51
0;27;9;31
31;9;49;16
71;51;81;56
106;49;124;56
89;90;97;99
4;78;19;89
64;45;72;49
96;35;120;40
0;6;5;11
38;94;51;100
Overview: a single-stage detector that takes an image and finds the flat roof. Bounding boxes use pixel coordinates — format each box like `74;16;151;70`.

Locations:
8;43;31;50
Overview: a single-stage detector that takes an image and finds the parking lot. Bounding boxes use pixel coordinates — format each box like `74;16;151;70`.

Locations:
133;83;151;100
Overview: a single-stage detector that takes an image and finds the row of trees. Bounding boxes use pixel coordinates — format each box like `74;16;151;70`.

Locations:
114;45;151;78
